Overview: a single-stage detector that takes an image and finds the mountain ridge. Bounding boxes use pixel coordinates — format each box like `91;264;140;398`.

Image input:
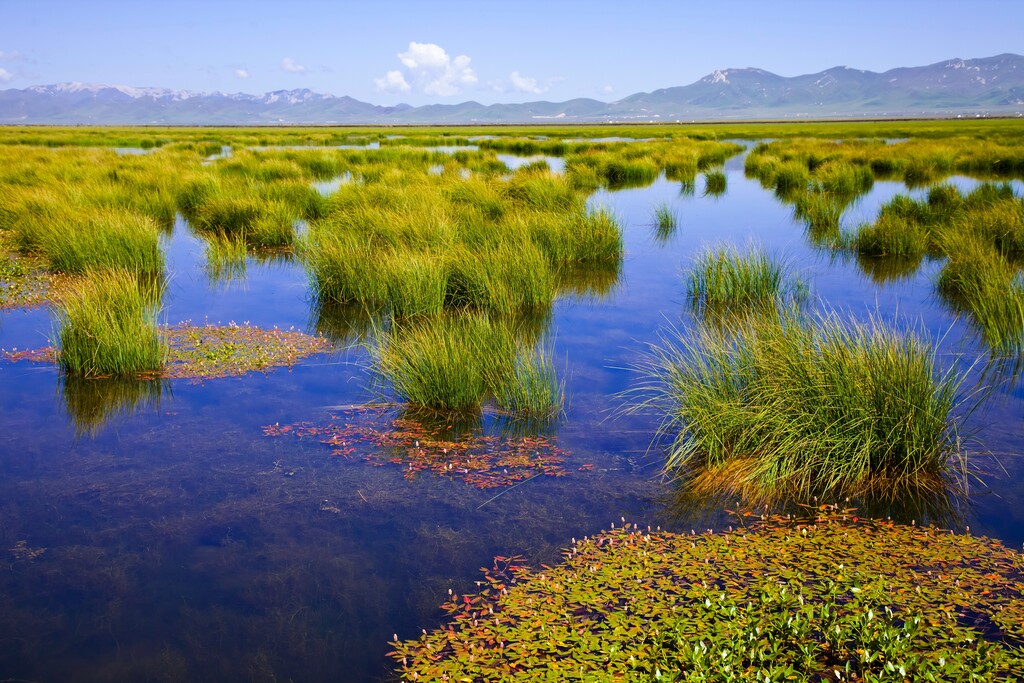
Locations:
3;53;1022;125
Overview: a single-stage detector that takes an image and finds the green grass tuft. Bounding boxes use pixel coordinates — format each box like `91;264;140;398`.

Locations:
686;244;804;317
56;269;167;377
634;312;966;501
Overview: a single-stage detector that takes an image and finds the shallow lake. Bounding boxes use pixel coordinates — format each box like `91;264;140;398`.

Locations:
1;147;1022;681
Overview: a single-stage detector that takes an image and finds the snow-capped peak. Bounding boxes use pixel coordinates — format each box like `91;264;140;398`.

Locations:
26;82;199;100
704;70;730;85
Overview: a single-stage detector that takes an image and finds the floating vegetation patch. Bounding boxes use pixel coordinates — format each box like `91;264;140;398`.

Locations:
160;322;332;379
3;322;331;380
0;233;76;309
390;509;1024;681
262;407;572;489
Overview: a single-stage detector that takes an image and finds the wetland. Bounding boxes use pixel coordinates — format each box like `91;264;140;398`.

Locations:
1;120;1023;681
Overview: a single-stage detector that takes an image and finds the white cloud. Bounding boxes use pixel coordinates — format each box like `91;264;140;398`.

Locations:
0;67;10;83
602;85;614;95
281;57;307;74
234;68;250;79
0;50;21;62
508;71;545;95
374;69;410;93
376;42;476;97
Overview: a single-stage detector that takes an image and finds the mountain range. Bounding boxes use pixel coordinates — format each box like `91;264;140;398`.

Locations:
2;54;1022;125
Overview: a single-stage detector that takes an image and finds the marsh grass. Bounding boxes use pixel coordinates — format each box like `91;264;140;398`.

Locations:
793;191;845;247
845;183;1024;351
303;168;622;317
204;234;248;285
372;313;562;415
15;203;164;275
373;313;517;413
851;211;931;258
686;244;804;318
652;202;678;242
56;269;166;377
702;171;727;196
937;231;1024;352
493;345;563;419
632;313;966;501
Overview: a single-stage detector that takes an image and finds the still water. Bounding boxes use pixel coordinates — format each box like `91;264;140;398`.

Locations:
1;149;1022;681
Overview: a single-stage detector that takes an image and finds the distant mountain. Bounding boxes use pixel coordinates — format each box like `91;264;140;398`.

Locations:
2;54;1022;125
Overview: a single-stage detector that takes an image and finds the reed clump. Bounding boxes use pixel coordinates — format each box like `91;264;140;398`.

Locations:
634;312;966;501
56;269;166;377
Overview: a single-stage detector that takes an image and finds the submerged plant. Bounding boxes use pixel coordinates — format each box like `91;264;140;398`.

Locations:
263;406;571;489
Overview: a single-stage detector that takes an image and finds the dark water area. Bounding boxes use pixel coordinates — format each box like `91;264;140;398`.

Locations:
2;148;1024;681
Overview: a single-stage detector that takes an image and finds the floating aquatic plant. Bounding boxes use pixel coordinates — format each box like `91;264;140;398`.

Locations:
4;321;331;381
389;509;1024;681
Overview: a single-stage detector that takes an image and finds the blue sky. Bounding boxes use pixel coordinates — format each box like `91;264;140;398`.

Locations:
0;0;1020;105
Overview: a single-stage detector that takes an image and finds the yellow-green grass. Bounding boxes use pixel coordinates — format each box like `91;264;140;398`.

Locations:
302;165;622;316
702;170;727;196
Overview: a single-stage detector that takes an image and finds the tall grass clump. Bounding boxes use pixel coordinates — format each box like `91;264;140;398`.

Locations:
702;171;727;196
815;160;873;197
24;206;164;275
373;313;517;413
634;313;966;501
600;157;659;189
687;245;804;317
493;345;563;419
653;202;678;230
793;191;845;247
770;161;810;197
937;231;1024;352
56;269;166;377
372;312;563;415
850;212;930;259
652;202;679;244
